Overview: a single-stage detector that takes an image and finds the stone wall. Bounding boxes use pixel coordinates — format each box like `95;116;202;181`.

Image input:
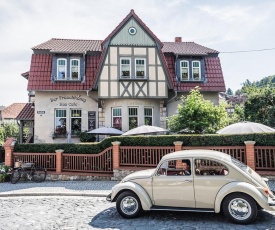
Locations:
46;173;112;181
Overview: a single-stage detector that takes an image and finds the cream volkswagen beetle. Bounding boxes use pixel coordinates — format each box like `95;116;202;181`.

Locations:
107;150;275;224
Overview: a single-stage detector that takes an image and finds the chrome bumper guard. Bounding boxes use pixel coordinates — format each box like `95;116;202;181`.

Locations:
268;197;275;207
106;193;112;202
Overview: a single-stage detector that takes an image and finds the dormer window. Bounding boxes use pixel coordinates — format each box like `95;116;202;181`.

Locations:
180;61;189;80
120;58;131;77
135;58;146;78
192;61;201;80
57;59;67;79
71;59;80;80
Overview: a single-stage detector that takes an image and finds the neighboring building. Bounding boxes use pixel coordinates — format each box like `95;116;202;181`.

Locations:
0;103;26;125
23;10;225;143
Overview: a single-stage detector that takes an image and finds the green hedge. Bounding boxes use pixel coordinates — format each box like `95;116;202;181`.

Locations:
14;133;275;154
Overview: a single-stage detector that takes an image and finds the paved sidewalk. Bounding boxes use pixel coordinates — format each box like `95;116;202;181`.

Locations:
0;181;119;197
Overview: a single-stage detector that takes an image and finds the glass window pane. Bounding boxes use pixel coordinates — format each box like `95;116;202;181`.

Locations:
193;62;199;67
112;108;122;130
71;110;81;135
55;109;67;135
129;108;138;129
195;159;228;176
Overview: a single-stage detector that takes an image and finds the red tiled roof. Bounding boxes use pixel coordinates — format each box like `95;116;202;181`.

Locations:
1;103;26;119
101;9;163;48
162;42;219;55
16;103;34;120
164;54;225;92
27;54;100;91
32;38;102;53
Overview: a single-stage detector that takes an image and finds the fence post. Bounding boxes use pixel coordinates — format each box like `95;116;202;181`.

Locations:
55;149;64;173
112;141;121;170
244;141;256;170
4;138;16;167
174;141;183;168
174;141;183;151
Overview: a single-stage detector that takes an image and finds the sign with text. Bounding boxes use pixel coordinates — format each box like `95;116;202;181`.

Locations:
88;111;96;130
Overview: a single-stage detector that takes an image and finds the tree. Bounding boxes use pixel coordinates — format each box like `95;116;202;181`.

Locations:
235;89;243;96
0;122;19;145
226;88;233;95
243;85;275;127
229;104;245;124
167;87;229;134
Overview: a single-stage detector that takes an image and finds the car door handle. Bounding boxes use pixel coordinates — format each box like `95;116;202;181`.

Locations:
183;180;193;183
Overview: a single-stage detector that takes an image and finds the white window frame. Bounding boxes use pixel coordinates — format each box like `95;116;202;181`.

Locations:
112;107;122;130
57;58;67;80
144;107;153;125
70;59;80;80
180;60;189;80
135;58;146;78
128;107;138;129
70;109;82;135
120;57;131;77
54;109;67;135
192;61;201;80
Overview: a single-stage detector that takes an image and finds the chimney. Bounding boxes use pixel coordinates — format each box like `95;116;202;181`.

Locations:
175;37;182;43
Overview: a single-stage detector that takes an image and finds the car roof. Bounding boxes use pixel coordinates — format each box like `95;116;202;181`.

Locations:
162;149;232;162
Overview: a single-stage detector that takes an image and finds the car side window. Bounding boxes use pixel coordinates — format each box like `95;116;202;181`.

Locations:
157;159;191;176
195;159;228;176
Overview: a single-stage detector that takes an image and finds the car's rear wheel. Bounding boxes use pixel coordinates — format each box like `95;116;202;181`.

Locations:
223;193;257;224
116;191;142;218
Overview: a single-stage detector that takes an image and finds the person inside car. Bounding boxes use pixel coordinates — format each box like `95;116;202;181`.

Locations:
179;160;191;175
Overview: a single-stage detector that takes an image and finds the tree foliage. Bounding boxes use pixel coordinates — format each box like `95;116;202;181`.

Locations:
229;104;245;124
167;87;229;134
0;122;19;145
243;85;275;127
226;88;233;95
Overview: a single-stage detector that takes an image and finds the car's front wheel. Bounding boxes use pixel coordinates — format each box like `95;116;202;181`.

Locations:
222;193;257;224
116;191;142;218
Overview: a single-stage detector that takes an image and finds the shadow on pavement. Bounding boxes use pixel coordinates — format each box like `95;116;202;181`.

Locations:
90;207;275;230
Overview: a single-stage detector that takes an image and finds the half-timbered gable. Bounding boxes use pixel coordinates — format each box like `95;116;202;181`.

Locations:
96;10;172;99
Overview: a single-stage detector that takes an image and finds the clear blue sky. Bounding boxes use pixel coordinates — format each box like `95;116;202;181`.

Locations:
0;0;274;106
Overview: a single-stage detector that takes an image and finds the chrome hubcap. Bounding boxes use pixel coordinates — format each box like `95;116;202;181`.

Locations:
228;198;251;220
120;196;138;215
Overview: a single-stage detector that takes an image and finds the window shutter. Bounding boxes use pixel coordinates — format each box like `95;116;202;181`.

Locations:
51;55;57;82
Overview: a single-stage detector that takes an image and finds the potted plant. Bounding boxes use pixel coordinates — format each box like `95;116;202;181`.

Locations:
0;164;10;182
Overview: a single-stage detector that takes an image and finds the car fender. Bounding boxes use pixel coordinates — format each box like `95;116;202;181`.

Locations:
111;181;152;210
214;181;268;213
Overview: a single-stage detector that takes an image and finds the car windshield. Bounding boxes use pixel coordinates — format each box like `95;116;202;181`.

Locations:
231;157;248;172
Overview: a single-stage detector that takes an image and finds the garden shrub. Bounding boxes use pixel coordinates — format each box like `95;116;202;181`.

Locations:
13;132;275;154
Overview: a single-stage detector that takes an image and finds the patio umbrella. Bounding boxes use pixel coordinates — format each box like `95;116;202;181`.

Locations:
87;127;124;135
216;121;275;134
122;125;169;136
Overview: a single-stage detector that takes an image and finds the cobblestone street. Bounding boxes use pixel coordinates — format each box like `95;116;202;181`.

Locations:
0;196;275;230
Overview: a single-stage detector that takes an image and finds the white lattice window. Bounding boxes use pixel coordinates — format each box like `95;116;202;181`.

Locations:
55;109;67;135
192;61;201;80
57;59;67;80
120;58;131;77
70;59;80;80
71;109;82;135
112;108;122;130
144;108;153;125
135;58;146;77
129;107;138;130
180;61;189;80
